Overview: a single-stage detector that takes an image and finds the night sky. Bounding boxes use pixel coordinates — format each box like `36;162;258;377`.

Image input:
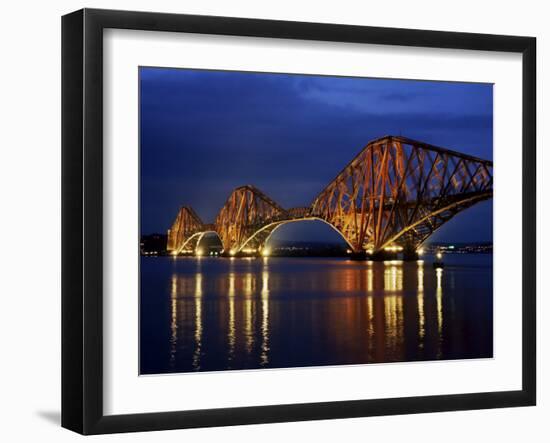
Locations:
140;67;493;244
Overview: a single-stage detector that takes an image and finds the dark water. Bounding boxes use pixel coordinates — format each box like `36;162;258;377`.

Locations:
140;255;493;374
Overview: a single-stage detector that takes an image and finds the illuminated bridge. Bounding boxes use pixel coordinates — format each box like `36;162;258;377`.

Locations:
167;136;493;258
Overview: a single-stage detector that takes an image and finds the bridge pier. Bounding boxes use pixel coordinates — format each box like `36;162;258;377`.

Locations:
402;247;419;261
349;249;397;261
369;250;398;261
221;250;261;258
349;251;369;261
357;247;419;261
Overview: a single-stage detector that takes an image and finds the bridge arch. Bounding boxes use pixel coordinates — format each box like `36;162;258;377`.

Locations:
377;192;492;251
171;230;222;255
237;217;355;256
214;185;287;253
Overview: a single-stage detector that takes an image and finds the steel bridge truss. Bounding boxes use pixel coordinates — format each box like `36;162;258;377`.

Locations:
166;136;493;256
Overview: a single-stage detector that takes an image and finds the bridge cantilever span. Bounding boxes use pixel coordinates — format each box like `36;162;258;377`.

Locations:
166;136;493;257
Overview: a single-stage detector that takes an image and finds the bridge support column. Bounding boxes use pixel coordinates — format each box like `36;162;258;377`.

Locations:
349;251;368;261
402;246;419;261
369;250;397;261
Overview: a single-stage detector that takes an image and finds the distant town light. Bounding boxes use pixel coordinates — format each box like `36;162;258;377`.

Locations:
417;247;424;256
436;252;443;260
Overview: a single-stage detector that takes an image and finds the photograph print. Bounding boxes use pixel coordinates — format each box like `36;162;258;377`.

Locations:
139;67;493;375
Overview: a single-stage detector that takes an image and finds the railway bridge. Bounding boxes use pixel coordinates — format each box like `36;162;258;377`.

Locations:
166;136;493;259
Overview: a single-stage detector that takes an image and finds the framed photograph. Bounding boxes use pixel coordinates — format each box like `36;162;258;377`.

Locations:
62;8;536;434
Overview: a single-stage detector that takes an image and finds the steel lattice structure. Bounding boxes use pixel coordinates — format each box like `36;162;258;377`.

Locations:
166;136;493;256
215;185;287;253
166;206;205;253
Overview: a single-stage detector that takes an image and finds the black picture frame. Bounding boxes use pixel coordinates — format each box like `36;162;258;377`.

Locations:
62;8;536;435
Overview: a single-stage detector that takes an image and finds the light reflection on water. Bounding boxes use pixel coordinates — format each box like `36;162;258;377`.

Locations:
141;255;493;374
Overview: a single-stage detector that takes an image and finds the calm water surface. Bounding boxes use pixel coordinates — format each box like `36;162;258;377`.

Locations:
140;255;493;374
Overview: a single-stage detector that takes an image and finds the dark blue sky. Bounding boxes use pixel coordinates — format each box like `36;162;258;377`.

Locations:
140;67;493;243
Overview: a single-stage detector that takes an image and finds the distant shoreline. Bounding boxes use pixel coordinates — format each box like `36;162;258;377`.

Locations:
140;234;493;258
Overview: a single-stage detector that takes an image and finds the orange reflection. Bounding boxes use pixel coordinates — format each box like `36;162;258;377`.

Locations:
384;293;404;358
384;263;403;291
417;263;425;345
367;267;374;292
170;275;178;366
436;267;443;357
244;273;255;354
192;273;203;370
260;270;270;366
227;273;236;363
161;257;467;371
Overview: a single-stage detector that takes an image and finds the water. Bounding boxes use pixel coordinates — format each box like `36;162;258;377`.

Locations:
140;255;493;374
